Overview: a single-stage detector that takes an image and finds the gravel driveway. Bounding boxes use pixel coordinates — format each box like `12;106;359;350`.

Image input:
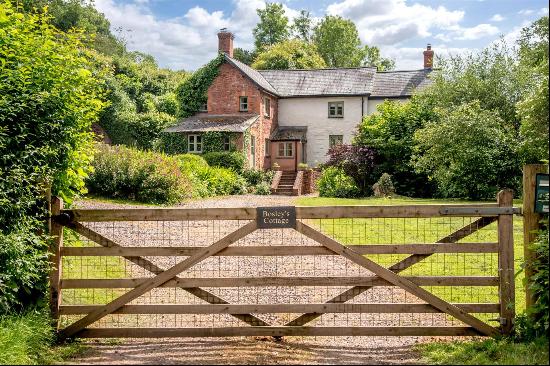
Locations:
65;195;438;365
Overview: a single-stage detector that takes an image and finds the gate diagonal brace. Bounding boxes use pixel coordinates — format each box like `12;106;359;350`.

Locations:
60;221;258;339
295;221;499;336
67;222;269;327
285;216;497;327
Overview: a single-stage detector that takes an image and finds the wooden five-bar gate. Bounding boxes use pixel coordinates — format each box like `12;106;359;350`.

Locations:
49;190;518;339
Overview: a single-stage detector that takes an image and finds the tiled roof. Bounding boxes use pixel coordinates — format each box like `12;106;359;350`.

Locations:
259;67;376;97
270;126;308;141
224;55;279;95
164;114;259;133
371;69;433;97
225;55;432;98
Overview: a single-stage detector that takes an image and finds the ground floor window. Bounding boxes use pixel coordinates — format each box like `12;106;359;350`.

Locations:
223;136;231;151
188;134;202;153
329;135;343;148
278;142;293;157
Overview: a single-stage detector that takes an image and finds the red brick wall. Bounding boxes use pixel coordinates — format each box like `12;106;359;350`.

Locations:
206;62;278;170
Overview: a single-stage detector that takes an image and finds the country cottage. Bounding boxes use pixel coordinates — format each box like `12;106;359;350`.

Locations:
164;30;433;173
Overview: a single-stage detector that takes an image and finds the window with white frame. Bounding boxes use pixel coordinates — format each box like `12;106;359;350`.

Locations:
277;142;293;157
263;97;271;118
223;136;231;151
239;96;248;111
188;134;202;153
329;135;344;148
328;101;344;118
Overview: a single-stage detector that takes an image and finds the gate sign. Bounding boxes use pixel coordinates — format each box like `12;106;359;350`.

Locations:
257;206;296;229
535;173;549;214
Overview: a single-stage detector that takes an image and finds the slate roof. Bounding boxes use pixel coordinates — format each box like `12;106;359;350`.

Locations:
270;126;308;141
259;68;376;97
224;55;279;95
371;69;433;98
225;55;432;98
164;114;259;133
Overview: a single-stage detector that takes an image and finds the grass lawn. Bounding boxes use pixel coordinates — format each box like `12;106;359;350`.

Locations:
417;337;549;365
0;308;83;365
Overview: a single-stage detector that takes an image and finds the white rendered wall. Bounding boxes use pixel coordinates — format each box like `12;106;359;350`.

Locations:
277;96;365;166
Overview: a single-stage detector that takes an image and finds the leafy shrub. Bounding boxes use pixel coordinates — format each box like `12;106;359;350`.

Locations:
354;98;437;197
0;223;49;313
318;167;360;198
254;181;272;195
173;154;209;170
203;151;246;173
324;144;375;194
372;173;395;197
87;144;191;203
196;167;248;196
413;101;521;200
242;169;274;186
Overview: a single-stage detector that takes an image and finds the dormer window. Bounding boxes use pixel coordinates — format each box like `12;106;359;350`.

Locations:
239;96;248;112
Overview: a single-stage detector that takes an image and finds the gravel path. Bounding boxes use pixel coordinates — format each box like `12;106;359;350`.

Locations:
66;195;436;365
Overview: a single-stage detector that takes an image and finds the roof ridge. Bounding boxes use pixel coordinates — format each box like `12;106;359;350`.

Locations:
258;66;377;72
376;68;432;73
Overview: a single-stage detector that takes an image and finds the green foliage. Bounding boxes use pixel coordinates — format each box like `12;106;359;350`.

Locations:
313;15;362;68
418;337;549;365
354;98;436;197
291;10;313;42
0;223;49;313
0;307;83;365
87;144;191;204
202;131;237;153
372;173;395;198
517;16;549;162
252;39;326;70
413;101;520;200
202;151;246;173
175;54;224;118
0;1;107;230
156;132;188;154
361;45;395;71
253;2;289;52
196;166;248;196
242;169;275;186
318;167;360;198
518;220;549;339
254;181;272;195
233;48;255;65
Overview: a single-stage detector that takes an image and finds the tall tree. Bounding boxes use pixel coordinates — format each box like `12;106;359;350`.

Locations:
362;45;395;71
233;48;255;65
252;39;326;70
252;2;289;52
517;16;549;162
292;10;313;42
313;15;363;67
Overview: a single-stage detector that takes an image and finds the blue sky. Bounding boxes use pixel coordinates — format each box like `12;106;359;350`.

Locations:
94;0;549;71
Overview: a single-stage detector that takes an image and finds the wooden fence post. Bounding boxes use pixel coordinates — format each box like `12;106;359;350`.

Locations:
522;164;548;309
497;189;515;335
49;197;63;329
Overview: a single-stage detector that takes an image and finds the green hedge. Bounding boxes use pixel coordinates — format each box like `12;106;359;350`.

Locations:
318;167;360;198
87;144;192;204
203;151;246;173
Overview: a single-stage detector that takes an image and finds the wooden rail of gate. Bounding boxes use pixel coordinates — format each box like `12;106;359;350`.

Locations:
49;190;519;339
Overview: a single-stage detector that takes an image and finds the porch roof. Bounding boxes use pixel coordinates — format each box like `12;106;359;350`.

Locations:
164;114;259;133
270;126;308;141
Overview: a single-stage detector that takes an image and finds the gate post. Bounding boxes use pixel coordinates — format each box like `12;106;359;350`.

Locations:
522;164;548;309
49;196;63;329
497;189;514;335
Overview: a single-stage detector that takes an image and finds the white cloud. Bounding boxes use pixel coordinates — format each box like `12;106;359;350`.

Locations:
454;23;499;40
519;9;534;16
490;14;505;22
326;0;464;45
381;45;475;70
539;7;549;16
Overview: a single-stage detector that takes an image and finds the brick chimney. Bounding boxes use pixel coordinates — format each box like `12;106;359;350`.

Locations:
423;44;434;69
218;28;234;58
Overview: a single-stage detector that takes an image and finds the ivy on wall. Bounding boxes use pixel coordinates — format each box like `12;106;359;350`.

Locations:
202;131;238;153
175;53;225;118
156;132;188;154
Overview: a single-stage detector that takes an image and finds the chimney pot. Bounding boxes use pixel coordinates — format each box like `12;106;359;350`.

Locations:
423;44;434;69
218;29;234;58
